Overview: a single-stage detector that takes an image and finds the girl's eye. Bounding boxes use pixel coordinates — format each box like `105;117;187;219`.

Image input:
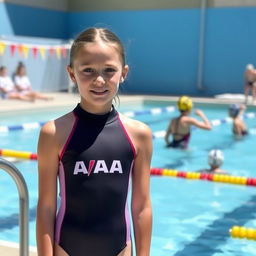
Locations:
104;68;117;73
83;68;94;73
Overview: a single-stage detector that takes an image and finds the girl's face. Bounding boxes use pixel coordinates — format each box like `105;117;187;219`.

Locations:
68;41;128;113
19;66;26;76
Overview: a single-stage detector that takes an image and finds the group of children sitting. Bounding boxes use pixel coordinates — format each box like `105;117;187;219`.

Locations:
165;96;249;174
0;62;53;102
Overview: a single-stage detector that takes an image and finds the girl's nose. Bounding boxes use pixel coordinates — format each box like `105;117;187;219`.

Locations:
94;74;106;86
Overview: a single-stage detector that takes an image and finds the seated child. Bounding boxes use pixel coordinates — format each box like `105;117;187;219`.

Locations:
0;66;34;101
14;62;53;101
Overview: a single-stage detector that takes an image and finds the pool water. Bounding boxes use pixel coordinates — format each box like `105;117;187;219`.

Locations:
0;100;256;256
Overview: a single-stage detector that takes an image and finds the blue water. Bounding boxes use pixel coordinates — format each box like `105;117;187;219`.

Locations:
0;100;256;256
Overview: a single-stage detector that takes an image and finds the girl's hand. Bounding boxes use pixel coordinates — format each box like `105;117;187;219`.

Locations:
195;109;204;116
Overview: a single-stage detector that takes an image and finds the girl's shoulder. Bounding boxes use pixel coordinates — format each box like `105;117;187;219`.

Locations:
118;112;152;138
40;111;75;138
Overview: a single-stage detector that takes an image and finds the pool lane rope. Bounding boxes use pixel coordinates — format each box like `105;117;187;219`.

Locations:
0;106;255;134
0;106;176;132
0;149;37;160
230;226;256;241
0;150;256;187
150;168;256;187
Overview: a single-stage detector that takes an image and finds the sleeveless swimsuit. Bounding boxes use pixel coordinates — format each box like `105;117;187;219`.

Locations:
167;117;191;149
55;104;136;256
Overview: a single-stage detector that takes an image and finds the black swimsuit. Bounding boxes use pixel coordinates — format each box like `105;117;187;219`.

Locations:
167;117;191;149
55;104;136;256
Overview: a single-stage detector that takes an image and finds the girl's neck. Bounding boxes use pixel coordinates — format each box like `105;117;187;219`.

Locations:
79;101;113;115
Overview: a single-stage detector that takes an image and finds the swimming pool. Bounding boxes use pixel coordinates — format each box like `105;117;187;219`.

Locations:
0;100;256;255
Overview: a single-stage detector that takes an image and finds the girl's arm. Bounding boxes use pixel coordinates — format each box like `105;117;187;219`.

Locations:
36;121;59;256
186;109;212;130
131;122;153;256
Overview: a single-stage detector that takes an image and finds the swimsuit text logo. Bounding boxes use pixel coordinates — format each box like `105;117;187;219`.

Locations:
73;160;123;175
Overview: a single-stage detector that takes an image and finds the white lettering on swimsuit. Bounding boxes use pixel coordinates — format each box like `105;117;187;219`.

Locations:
73;160;123;175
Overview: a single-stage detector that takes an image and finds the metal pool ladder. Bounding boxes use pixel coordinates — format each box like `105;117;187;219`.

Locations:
0;157;29;256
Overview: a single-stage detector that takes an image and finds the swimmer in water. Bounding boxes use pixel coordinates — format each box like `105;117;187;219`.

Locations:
228;103;248;137
198;149;227;174
165;96;212;149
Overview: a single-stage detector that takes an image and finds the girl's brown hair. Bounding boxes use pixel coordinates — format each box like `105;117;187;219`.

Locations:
69;27;126;67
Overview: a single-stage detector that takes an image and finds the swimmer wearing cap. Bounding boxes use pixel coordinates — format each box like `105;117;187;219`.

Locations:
165;96;212;149
228;103;248;137
198;149;227;174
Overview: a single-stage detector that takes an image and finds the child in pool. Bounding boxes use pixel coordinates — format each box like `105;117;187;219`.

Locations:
228;103;248;137
165;95;212;149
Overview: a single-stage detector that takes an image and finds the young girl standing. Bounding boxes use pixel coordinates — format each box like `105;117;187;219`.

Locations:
36;28;152;256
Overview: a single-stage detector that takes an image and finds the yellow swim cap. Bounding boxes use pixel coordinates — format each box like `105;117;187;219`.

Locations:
177;96;193;111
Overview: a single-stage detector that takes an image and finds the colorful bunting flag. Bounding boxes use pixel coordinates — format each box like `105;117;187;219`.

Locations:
39;47;46;59
0;40;70;60
0;42;6;55
10;44;16;56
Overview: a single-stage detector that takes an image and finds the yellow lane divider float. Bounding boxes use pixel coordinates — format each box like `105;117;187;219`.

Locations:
150;168;256;186
230;226;256;241
0;149;37;160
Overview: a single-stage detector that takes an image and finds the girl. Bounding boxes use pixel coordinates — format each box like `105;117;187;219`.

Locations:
165;95;212;149
0;66;34;101
14;62;53;101
36;28;152;256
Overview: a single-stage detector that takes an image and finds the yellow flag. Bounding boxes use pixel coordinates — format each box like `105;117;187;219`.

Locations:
23;45;29;58
55;47;61;59
0;42;6;55
39;47;46;60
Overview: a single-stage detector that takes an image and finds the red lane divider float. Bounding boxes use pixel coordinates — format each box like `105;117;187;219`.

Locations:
0;149;37;160
150;168;256;186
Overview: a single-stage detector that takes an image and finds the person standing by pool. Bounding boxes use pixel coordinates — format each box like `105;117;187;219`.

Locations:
36;27;153;256
228;103;248;137
244;64;256;105
165;95;212;149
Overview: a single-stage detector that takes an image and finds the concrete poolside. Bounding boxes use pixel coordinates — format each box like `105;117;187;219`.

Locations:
0;92;254;256
0;91;253;114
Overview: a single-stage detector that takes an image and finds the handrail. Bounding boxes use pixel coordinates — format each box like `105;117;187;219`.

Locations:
0;157;29;256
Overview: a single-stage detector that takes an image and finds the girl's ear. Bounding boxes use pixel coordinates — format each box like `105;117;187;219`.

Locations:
120;65;129;83
67;66;76;83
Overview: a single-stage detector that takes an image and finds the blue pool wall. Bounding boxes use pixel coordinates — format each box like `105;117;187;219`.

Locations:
1;1;256;95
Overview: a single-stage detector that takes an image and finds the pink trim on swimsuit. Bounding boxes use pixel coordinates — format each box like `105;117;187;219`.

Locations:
117;114;137;158
59;112;78;159
55;161;66;243
125;160;134;243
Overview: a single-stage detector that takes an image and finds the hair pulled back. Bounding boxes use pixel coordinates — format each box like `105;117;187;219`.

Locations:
69;27;126;67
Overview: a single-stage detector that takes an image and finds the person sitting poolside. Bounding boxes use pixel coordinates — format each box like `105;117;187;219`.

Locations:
14;62;53;101
165;95;212;149
0;66;34;102
228;103;248;137
197;149;227;174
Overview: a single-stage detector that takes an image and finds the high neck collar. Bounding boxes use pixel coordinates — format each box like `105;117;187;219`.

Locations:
73;103;117;124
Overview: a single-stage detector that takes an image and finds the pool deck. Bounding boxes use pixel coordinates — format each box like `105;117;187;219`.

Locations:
0;92;253;114
0;92;254;255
